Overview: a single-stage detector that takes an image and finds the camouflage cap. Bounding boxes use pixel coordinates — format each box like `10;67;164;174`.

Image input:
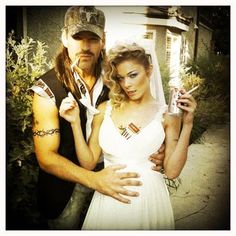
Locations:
64;6;105;39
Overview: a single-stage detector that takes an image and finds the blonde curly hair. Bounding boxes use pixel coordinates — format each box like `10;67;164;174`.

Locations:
104;43;151;108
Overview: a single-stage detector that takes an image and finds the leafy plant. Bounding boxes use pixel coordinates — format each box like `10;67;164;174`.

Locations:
160;53;230;144
182;54;230;143
6;31;52;229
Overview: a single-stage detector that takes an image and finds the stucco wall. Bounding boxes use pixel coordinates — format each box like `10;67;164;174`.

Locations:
181;6;198;62
180;6;213;61
26;6;68;60
198;23;213;58
147;25;167;67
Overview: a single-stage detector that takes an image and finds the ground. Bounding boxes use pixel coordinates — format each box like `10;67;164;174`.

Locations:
170;123;230;230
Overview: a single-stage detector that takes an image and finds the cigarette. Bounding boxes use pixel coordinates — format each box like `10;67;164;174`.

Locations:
187;85;199;94
71;57;80;69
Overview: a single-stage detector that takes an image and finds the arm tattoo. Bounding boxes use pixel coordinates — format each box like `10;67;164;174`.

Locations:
33;128;60;137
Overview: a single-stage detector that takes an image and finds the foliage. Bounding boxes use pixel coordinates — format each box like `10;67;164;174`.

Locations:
182;54;230;143
6;31;52;229
160;52;230;144
186;53;230;105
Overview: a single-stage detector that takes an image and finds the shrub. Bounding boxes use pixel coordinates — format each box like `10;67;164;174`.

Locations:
6;31;52;229
160;53;230;143
182;54;230;142
186;53;230;108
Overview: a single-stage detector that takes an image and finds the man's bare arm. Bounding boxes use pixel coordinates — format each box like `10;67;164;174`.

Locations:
33;93;142;203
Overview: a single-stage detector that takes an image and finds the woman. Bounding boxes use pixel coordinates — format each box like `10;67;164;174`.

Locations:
59;43;197;229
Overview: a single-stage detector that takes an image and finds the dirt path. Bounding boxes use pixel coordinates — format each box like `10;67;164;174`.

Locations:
170;123;230;230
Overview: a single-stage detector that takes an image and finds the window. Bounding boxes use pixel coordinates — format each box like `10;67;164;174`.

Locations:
181;35;189;65
142;30;156;42
143;31;154;40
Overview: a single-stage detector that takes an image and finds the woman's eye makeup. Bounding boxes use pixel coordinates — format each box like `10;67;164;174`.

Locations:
116;71;138;80
129;72;138;78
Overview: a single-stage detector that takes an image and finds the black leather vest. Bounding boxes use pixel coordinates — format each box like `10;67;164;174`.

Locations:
36;69;109;219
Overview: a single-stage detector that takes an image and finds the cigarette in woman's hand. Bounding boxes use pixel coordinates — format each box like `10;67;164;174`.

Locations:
186;85;199;94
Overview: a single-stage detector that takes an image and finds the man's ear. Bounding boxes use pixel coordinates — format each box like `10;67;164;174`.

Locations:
61;30;68;48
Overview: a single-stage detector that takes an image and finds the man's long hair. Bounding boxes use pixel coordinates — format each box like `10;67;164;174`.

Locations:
54;45;104;101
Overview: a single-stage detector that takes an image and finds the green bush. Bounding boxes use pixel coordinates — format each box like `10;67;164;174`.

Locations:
187;54;230;104
160;53;230;143
182;54;230;142
6;31;52;229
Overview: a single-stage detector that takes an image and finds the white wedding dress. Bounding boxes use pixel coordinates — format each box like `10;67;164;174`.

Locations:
82;101;175;230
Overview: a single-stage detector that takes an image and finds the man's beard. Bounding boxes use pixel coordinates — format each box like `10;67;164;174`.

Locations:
78;59;95;73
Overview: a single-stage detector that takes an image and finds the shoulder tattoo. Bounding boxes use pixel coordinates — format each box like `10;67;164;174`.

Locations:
33;128;60;137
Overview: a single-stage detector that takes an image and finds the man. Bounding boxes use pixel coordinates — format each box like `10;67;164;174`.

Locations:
31;6;164;229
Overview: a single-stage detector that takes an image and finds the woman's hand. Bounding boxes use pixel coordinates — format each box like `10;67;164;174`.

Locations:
59;92;80;124
177;89;197;125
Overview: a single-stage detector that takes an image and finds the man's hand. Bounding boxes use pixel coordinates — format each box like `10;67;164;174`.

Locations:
59;92;80;124
149;143;165;171
92;164;142;204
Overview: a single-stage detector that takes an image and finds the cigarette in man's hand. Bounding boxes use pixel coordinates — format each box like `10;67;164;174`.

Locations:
68;92;75;100
186;85;199;94
68;92;78;107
